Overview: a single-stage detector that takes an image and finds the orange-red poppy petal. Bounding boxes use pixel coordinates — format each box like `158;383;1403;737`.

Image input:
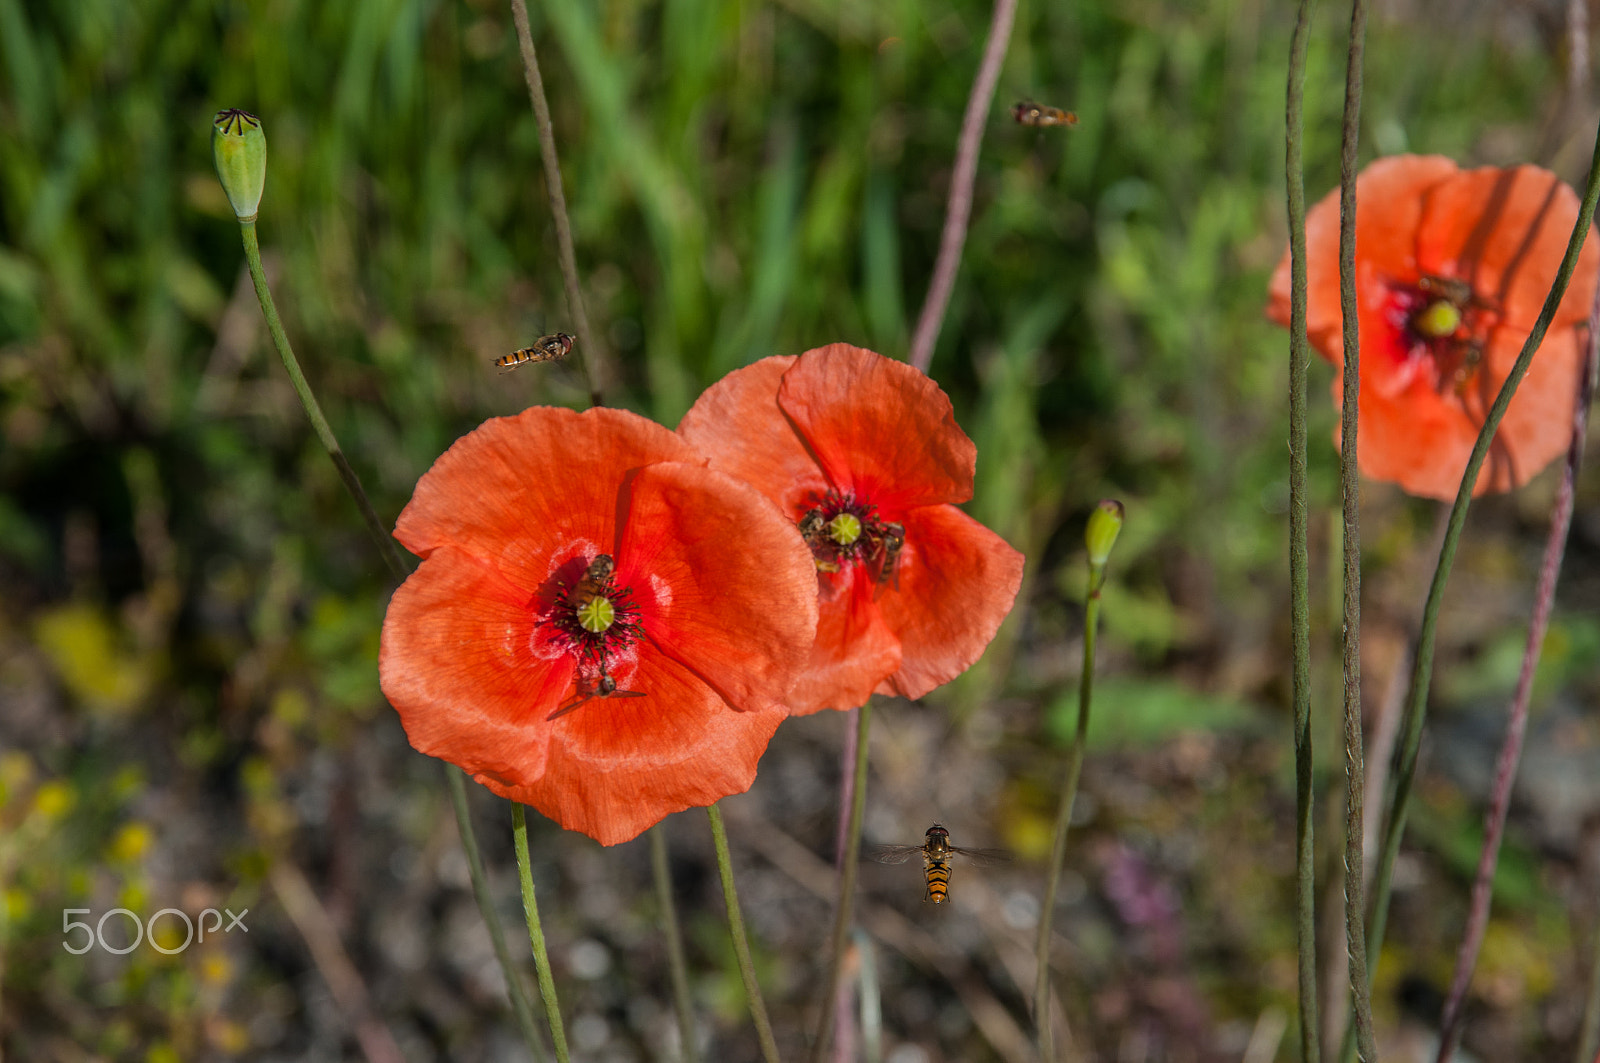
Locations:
675;356;830;515
777;344;977;512
394;406;700;565
1338;323;1584;500
482;647;786;846
379;545;575;784
615;460;818;716
1268;154;1458;362
872;504;1025;700
1415;164;1599;329
1476;323;1586;492
784;570;902;716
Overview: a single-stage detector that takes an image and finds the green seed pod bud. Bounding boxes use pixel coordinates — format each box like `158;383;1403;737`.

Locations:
212;109;267;222
1085;499;1124;568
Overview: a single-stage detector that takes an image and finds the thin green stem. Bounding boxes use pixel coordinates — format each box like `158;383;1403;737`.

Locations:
1580;900;1600;1063
1283;0;1319;1056
512;803;572;1063
1361;111;1600;1059
508;0;608;406
809;700;872;1063
1335;0;1377;1058
855;927;883;1063
238;220;407;583
1034;560;1106;1061
448;771;548;1061
706;804;782;1063
651;826;701;1063
238;215;542;1062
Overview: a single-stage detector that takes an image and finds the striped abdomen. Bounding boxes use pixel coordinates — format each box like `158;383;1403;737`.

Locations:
923;856;952;904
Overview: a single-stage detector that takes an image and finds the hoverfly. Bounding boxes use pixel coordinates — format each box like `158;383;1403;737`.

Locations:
872;521;905;595
1417;274;1475;307
495;332;574;372
797;508;841;573
570;554;615;606
546;661;646;720
1012;100;1078;128
868;824;1009;904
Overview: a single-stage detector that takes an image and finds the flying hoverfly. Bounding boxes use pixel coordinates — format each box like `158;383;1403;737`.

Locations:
1012;100;1078;128
868;824;1009;904
495;331;574;372
547;661;646;720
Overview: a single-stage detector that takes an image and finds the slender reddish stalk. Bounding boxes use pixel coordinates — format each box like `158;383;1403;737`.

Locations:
509;0;608;406
1434;280;1599;1063
906;0;1018;373
810;701;873;1063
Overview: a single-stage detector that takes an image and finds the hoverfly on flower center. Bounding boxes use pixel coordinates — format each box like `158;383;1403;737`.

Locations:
795;491;907;590
1389;274;1498;397
543;553;643;672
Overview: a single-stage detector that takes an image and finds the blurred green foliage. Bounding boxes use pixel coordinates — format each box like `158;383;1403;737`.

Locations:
3;0;1599;1058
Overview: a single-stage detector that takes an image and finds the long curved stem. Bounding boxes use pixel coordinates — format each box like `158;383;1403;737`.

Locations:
238;215;543;1061
512;803;571;1063
1034;558;1106;1061
509;0;608;406
239;221;408;582
651;826;701;1063
1360;111;1600;1059
1434;276;1599;1063
906;0;1017;373
1334;0;1377;1058
1283;0;1319;1056
810;701;872;1063
707;804;782;1063
448;771;548;1061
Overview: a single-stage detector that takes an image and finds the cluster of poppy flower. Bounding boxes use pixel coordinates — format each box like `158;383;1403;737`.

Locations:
1267;154;1598;500
379;344;1025;845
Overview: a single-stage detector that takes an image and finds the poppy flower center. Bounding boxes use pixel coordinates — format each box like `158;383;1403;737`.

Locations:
797;490;905;588
1386;274;1496;395
543;553;642;668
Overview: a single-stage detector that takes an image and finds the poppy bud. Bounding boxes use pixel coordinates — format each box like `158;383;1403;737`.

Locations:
1085;499;1124;568
212;109;266;222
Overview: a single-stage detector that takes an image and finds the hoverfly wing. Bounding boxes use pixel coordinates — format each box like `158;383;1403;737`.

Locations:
547;692;595;720
546;687;646;720
865;844;927;866
947;846;1012;868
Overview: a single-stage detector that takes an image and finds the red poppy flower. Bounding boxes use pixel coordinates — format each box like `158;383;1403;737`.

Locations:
1267;154;1598;499
378;407;819;846
676;343;1025;715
